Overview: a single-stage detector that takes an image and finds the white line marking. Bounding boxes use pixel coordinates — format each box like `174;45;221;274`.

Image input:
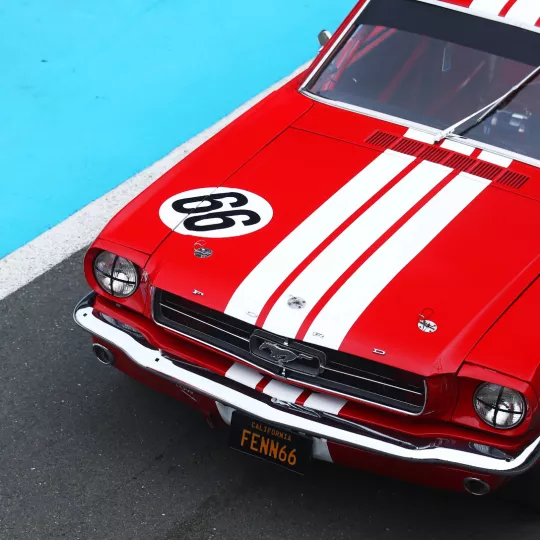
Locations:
441;140;475;155
506;0;540;24
404;129;435;144
305;173;491;350
303;392;347;415
469;0;508;15
262;158;451;338
0;63;311;301
225;363;264;389
478;150;513;167
225;150;415;323
262;379;304;402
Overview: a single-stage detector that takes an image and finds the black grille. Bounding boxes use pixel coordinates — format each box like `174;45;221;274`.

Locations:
154;290;426;414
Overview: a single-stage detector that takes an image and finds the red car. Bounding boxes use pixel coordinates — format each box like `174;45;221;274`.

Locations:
75;0;540;498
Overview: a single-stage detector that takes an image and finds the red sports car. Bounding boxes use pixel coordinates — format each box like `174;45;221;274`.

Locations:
75;0;540;497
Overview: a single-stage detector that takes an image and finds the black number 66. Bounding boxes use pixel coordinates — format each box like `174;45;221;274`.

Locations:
173;192;262;232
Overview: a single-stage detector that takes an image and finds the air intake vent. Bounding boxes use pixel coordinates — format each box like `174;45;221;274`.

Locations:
392;138;426;156
444;154;476;171
365;130;399;149
417;146;451;164
363;133;528;191
497;171;529;189
469;161;504;180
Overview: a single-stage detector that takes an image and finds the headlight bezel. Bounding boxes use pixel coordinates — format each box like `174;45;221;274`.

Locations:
93;251;140;299
473;382;527;431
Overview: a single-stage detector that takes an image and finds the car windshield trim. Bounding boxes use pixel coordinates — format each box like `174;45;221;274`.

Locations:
300;89;540;169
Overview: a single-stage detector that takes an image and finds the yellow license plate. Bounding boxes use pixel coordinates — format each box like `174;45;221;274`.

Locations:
229;412;312;474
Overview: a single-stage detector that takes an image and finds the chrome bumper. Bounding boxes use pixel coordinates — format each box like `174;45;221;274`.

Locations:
74;292;540;476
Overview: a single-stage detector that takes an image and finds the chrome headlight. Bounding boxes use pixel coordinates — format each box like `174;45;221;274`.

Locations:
474;383;526;430
93;251;139;298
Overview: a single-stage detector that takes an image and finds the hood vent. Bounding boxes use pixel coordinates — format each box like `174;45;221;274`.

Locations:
392;138;425;156
365;130;399;148
497;170;529;189
469;161;503;180
444;153;476;171
417;146;451;164
364;130;529;189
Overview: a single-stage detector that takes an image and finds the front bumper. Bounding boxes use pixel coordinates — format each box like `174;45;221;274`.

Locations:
74;292;540;476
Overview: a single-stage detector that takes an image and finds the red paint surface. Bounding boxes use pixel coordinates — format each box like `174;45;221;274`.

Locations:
340;187;540;377
81;0;540;491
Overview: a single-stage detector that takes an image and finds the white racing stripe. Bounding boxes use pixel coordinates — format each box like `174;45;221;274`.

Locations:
506;0;540;24
441;140;474;155
262;160;452;338
225;362;264;389
262;379;304;402
225;150;415;323
303;393;347;415
305;173;491;350
478;150;512;167
469;0;508;15
404;129;435;143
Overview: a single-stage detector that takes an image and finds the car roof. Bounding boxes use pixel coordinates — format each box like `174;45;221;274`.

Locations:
417;0;540;32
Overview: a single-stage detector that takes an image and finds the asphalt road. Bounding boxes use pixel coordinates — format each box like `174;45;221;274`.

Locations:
1;250;540;540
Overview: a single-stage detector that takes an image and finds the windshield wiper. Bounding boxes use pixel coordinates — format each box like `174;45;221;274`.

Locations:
434;65;540;143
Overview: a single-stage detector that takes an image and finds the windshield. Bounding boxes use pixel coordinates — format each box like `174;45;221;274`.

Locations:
306;0;540;161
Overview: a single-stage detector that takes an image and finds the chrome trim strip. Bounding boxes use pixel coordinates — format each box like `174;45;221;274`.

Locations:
74;294;540;475
159;303;250;343
322;411;430;450
323;365;424;396
299;91;439;136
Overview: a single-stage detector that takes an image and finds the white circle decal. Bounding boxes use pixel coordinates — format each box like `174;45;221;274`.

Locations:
159;187;273;238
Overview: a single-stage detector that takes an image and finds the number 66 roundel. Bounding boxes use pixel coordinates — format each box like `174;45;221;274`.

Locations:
159;187;274;238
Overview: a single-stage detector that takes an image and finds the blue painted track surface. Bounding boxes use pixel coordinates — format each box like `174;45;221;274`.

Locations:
0;0;355;258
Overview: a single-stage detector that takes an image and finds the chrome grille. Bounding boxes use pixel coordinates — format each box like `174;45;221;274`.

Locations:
154;289;426;414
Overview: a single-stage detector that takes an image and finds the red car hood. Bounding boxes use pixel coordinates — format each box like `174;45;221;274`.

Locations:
146;123;540;378
98;78;313;255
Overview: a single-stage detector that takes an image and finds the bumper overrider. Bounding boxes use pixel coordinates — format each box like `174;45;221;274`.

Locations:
74;292;540;478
